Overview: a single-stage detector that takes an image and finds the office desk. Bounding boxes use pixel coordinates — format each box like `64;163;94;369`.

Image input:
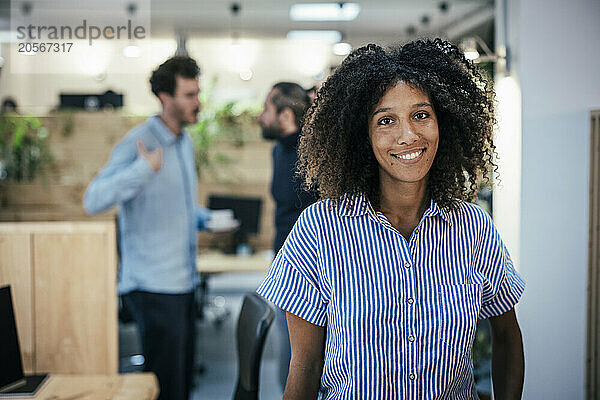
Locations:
195;251;272;325
9;373;158;399
197;250;272;274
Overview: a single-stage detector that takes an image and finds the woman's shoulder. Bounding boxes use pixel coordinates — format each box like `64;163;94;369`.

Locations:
301;198;339;220
298;197;358;227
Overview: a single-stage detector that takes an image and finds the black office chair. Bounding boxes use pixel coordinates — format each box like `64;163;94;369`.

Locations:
233;292;275;400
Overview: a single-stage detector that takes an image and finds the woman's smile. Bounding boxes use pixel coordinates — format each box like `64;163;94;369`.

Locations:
390;147;427;163
369;81;439;186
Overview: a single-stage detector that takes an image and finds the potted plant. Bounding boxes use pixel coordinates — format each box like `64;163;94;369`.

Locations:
0;114;54;204
187;81;260;181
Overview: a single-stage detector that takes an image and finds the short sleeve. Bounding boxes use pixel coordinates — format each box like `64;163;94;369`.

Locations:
475;211;526;319
256;206;327;326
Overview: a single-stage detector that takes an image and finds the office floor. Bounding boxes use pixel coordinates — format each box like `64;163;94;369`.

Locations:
119;272;284;400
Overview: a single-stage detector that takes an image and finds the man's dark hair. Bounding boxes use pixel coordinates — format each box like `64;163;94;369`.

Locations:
150;56;200;97
272;82;311;128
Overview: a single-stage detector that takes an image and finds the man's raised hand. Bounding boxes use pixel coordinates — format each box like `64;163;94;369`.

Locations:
137;140;163;172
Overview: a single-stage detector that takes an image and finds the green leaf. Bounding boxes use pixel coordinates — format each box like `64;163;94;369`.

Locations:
13;125;25;148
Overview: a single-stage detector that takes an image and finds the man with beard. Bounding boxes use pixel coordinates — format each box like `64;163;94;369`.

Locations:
257;82;318;390
84;56;208;400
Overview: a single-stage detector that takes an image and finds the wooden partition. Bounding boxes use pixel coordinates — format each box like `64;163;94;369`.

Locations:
0;221;117;374
0;111;276;250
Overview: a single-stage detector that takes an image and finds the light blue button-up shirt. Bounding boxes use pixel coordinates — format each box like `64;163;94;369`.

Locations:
84;115;210;294
257;194;525;399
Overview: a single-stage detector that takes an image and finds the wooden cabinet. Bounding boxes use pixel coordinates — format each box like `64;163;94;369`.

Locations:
0;221;117;374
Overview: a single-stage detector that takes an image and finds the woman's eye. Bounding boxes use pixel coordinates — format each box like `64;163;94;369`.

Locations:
414;111;429;120
378;117;394;125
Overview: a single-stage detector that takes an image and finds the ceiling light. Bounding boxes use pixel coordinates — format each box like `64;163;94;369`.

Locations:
287;30;342;44
333;42;352;56
461;38;479;60
290;3;360;21
123;45;141;58
464;50;479;60
239;69;253;81
459;36;504;63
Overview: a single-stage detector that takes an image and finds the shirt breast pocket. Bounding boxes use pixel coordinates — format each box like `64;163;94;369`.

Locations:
437;283;481;356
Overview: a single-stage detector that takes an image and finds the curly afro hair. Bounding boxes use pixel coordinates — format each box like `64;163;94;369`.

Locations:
299;38;496;211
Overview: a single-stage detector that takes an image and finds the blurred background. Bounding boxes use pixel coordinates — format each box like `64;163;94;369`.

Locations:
0;0;599;399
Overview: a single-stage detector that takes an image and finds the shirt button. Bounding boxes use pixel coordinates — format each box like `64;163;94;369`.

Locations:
408;335;416;342
407;297;415;305
414;227;419;234
404;261;411;269
409;373;416;380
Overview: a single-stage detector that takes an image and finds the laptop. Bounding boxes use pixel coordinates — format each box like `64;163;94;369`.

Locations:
0;285;48;397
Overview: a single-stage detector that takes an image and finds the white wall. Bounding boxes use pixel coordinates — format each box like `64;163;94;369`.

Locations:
493;0;521;267
0;36;347;114
513;0;600;398
0;39;177;114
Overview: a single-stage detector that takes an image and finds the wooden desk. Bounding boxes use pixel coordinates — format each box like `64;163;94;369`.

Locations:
9;373;158;400
0;222;117;374
197;251;272;274
195;251;272;324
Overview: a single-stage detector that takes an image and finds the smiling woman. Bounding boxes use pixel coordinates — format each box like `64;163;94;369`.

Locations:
256;38;525;400
368;82;439;189
299;38;496;211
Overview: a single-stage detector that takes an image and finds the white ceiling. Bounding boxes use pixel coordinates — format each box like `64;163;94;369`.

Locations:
151;0;494;41
0;0;495;43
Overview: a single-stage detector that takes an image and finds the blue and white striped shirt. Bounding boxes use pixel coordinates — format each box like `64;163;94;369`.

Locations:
257;194;525;399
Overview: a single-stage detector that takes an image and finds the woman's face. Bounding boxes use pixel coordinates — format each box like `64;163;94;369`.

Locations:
368;81;439;188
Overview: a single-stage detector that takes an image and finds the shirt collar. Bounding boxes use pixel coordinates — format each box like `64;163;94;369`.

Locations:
337;193;372;217
278;130;301;148
338;193;452;224
423;199;452;224
149;115;181;146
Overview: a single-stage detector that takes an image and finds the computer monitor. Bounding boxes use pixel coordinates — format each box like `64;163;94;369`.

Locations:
0;285;48;395
0;286;24;390
208;194;262;236
59;90;123;110
208;194;262;252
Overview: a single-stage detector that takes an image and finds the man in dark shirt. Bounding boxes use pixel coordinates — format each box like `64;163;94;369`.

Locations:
257;82;318;389
258;82;318;253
